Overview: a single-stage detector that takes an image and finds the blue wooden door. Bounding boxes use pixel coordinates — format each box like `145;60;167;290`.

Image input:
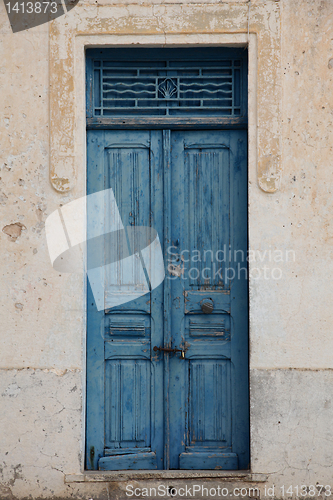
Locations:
86;130;165;470
86;129;248;470
167;130;249;470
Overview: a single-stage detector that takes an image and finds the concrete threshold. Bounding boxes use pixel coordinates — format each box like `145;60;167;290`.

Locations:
65;471;268;483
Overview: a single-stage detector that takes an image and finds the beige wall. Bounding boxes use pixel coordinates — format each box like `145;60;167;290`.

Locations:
0;0;333;498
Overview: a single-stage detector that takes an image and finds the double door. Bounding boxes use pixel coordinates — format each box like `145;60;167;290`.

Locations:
86;129;249;470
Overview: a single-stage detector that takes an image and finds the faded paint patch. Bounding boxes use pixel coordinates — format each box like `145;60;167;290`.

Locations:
51;175;71;192
2;222;26;241
0;190;8;205
168;263;184;277
258;154;281;192
1;383;21;398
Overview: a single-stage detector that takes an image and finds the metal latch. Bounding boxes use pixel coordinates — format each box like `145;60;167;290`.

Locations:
153;346;185;359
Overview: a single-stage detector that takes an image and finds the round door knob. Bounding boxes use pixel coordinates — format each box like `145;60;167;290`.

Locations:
201;299;214;314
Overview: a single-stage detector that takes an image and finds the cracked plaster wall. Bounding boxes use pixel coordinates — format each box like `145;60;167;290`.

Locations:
0;0;333;498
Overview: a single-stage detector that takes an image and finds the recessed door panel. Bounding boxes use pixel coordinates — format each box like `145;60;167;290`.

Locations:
86;130;164;470
168;130;248;470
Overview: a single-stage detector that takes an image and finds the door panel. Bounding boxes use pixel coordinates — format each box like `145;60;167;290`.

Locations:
105;359;151;448
86;129;249;471
86;130;164;470
184;144;230;288
168;130;249;470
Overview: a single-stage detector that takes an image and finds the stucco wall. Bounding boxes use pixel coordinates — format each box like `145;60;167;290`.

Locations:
0;0;333;498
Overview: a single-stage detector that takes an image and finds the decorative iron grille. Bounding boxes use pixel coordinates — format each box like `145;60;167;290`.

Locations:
90;56;244;118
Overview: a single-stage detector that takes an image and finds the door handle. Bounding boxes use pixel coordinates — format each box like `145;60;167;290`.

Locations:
201;299;214;314
153;346;185;359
